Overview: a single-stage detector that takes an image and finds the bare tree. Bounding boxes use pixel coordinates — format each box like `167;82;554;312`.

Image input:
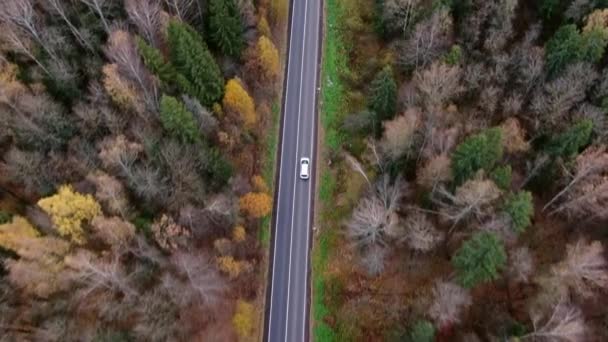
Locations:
87;172;130;217
235;0;257;28
91;216;136;248
125;0;162;47
360;245;388;277
0;23;50;76
428;280;472;328
531;63;597;130
380;108;421;161
382;0;421;34
105;29;158;110
523;298;586;342
546;146;608;219
551;239;608;298
433;177;502;229
398;7;453;70
415;62;462;110
417;153;452;189
344;152;371;186
163;0;198;22
166;251;225;307
565;0;594;21
65;249;137;299
182;95;219;138
400;211;444;253
483;0;518;53
2;147;53;195
0;0;58;61
347;175;405;248
43;0;95;51
78;0;112;33
507;247;535;283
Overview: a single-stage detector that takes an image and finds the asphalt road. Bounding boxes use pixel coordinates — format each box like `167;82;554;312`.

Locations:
264;0;322;341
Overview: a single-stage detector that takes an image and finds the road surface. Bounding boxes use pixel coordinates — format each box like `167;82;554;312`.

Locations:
264;0;322;341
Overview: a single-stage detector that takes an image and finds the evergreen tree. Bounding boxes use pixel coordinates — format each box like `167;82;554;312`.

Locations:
546;25;608;77
452;127;503;185
159;95;200;144
503;191;534;234
546;119;593;158
490;165;512;190
369;65;397;136
453;232;506;288
407;320;436;342
208;0;244;58
167;20;224;106
136;36;178;86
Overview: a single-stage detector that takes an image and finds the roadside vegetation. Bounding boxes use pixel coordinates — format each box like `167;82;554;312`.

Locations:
0;0;286;340
315;0;608;340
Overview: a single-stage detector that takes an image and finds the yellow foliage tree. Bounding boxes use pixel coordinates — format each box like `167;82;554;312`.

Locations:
217;256;244;278
584;9;608;33
38;185;102;244
256;36;280;81
239;192;272;218
270;0;288;26
257;15;271;38
233;225;246;242
0;61;26;105
102;64;142;113
251;175;269;193
233;300;255;338
223;78;257;127
0;216;40;252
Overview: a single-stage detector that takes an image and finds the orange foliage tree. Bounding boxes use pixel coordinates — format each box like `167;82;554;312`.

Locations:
239;192;272;218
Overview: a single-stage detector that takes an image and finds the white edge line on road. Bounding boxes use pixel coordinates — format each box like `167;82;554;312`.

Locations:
285;0;309;339
302;0;321;338
268;0;297;337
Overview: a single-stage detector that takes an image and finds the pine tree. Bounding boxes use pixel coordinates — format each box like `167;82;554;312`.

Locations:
136;36;178;86
546;119;593;158
453;232;506;288
452;128;503;185
369;66;397;136
159;95;200;144
503;191;534;234
490;165;512;190
208;0;244;58
167;20;224;106
407;320;436;342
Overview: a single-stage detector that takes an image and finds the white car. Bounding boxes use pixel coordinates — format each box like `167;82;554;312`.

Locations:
300;158;310;180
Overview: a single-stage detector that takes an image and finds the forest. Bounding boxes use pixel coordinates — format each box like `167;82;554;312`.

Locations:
315;0;608;341
0;0;286;340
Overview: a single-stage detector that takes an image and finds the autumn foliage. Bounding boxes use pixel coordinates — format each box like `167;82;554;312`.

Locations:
239;192;272;218
37;185;101;244
223;78;257;127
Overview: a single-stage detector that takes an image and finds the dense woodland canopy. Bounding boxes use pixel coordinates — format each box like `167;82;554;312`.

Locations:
0;0;286;340
315;0;608;341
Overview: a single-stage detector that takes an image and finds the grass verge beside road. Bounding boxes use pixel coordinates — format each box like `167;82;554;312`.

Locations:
313;0;349;340
259;101;281;247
